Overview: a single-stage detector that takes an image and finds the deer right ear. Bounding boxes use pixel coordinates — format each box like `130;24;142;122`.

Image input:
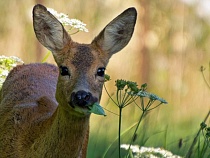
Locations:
33;4;70;53
92;7;137;58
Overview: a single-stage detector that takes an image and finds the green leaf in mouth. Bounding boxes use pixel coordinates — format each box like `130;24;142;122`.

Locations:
89;103;106;116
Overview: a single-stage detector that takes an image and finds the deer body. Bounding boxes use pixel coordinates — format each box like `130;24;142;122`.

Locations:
0;4;136;158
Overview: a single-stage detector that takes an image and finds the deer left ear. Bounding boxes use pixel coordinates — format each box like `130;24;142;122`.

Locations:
33;4;70;53
92;7;137;58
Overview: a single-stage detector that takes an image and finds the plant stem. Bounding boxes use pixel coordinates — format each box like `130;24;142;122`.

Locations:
117;90;120;106
41;51;51;63
119;107;123;158
201;70;210;90
69;29;79;35
126;110;146;157
104;84;118;106
147;102;162;111
186;110;210;158
102;122;138;158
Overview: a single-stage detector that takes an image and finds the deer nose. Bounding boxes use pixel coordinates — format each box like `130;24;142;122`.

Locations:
71;90;92;107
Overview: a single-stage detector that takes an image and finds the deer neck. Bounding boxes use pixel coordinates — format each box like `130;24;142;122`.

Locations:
30;106;90;157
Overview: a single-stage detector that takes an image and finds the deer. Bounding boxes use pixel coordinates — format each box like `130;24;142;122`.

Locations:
0;4;137;158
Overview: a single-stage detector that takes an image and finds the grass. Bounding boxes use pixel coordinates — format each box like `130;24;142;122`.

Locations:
88;106;209;158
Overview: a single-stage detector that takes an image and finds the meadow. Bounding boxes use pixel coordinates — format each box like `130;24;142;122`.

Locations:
0;0;209;157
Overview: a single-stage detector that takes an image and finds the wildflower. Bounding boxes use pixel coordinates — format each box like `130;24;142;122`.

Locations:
47;8;88;32
0;56;23;89
115;79;127;90
10;56;24;64
104;74;111;82
137;91;167;104
1;70;9;76
126;81;139;93
141;83;147;91
149;93;168;103
121;144;182;158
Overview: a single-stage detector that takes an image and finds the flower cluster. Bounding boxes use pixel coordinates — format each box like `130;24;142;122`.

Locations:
121;144;182;158
47;8;88;33
114;79;167;105
115;79;139;93
137;91;168;104
0;56;23;88
103;76;168;157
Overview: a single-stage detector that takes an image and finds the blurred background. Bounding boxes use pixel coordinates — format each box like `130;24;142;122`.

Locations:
0;0;210;157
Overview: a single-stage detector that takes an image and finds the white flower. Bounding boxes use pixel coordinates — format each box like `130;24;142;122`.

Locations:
121;144;140;153
121;144;182;158
0;55;6;59
47;8;88;32
0;56;23;64
69;19;88;32
1;70;9;76
0;55;23;89
10;56;24;64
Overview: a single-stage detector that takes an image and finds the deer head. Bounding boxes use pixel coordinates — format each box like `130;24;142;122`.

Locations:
33;4;137;117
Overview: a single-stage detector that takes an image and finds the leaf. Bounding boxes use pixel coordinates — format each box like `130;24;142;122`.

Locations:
89;103;106;116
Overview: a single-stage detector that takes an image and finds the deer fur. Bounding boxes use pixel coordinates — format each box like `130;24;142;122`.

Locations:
0;4;137;158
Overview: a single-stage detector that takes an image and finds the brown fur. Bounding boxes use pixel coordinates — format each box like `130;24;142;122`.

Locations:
0;4;137;158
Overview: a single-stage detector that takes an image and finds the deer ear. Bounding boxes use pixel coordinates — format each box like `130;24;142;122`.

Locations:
92;7;137;57
33;4;70;53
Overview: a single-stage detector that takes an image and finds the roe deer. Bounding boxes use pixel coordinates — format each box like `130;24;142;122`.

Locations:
0;4;137;158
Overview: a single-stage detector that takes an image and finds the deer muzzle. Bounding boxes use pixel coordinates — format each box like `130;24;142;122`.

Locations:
70;90;97;108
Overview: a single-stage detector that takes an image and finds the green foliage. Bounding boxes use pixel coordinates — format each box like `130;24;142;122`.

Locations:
103;78;168;158
89;102;106;116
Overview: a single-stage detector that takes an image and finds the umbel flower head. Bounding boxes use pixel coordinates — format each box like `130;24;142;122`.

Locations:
47;8;88;32
121;144;182;158
114;79;167;104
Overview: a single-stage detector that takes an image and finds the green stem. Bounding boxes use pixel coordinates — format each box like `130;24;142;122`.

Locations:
41;51;51;63
201;70;210;90
119;107;123;158
102;122;138;158
126;110;147;157
124;96;138;107
104;84;118;106
119;89;122;106
102;107;118;116
186;110;210;158
132;97;142;110
122;92;132;105
69;29;79;35
117;90;120;107
147;102;162;111
121;89;128;105
139;97;145;110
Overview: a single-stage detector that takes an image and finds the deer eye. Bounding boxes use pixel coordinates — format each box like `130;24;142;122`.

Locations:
60;66;70;76
97;67;105;77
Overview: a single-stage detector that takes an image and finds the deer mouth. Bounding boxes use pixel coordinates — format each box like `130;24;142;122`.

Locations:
69;102;93;110
68;101;96;116
69;91;98;115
